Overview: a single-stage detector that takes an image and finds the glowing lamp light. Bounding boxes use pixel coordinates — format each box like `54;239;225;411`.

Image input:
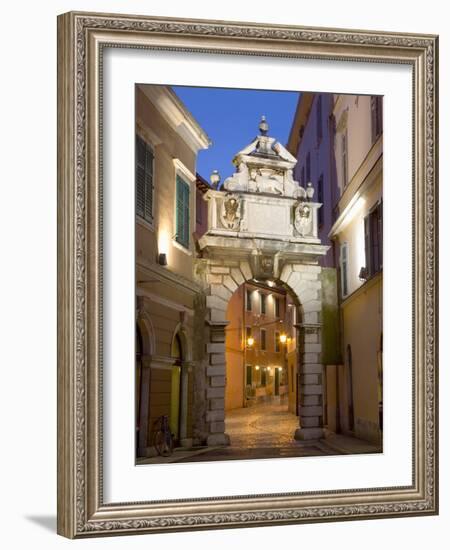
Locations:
247;336;255;347
279;333;287;344
210;169;221;189
255;365;260;370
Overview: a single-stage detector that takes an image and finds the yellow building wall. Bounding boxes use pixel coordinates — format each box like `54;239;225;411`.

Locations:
341;276;382;443
225;287;244;411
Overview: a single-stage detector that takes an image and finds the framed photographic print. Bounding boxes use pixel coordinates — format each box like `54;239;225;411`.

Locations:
57;11;438;538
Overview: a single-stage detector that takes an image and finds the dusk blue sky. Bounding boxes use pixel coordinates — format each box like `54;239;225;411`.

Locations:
172;86;300;186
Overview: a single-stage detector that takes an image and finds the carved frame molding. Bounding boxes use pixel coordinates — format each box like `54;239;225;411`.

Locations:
57;11;438;538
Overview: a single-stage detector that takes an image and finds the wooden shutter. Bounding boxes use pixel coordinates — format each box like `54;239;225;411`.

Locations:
136;135;154;222
136;136;146;218
364;215;371;276
144;145;153;221
176;175;190;248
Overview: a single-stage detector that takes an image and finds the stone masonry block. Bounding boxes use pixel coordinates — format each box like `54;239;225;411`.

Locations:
210;376;225;387
301;374;320;385
303;352;320;364
304;343;322;353
230;268;245;286
304;312;319;324
210;353;226;365
206;343;225;354
206;409;225;422
293;264;321;274
286;271;301;289
302;364;323;374
294;427;324;440
240;261;252;281
209;421;225;433
304;333;319;344
223;275;238;293
301;384;323;395
299;273;320;281
206;295;228;311
206;273;223;284
279;263;293;283
300;416;321;428
210;284;232;302
302;300;322;313
207;366;226;377
209;398;225;410
301;395;321;406
299;405;323;417
210;308;227;323
299;290;319;304
210;266;230;274
206;387;225;399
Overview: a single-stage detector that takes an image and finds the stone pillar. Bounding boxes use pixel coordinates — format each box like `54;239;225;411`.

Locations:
138;355;152;456
179;363;192;447
206;324;230;446
295;326;325;440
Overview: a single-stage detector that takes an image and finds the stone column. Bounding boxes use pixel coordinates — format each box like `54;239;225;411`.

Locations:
138;355;152;456
179;363;192;447
295;325;325;440
205;323;230;446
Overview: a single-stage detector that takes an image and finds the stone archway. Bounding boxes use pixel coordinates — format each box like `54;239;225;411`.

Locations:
136;302;155;456
196;117;328;446
200;256;325;445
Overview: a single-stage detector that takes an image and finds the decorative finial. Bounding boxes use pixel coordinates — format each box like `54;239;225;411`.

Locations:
210;169;221;189
259;115;269;136
306;181;315;201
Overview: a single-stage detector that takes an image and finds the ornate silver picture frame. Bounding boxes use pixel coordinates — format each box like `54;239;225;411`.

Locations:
57;11;438;538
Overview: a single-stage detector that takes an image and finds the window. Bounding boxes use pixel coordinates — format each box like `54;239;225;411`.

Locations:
306;152;311;182
246;326;252;342
246;289;252;311
260;292;267;315
136;135;154;223
246;365;252;386
316;96;323;144
371;96;383;143
341;132;348;187
340;242;349;297
260;329;267;351
364;202;383;277
175;175;190;248
261;368;267;387
317;174;324;226
274;296;280;318
275;331;281;353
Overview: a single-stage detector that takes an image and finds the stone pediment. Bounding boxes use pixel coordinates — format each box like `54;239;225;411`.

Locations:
223;116;306;199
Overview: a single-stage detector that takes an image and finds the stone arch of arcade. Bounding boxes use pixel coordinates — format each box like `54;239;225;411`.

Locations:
198;253;325;446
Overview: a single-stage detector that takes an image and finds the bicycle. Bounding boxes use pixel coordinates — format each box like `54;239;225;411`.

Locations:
152;415;174;457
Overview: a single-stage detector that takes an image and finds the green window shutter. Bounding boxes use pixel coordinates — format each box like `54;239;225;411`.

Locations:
136;135;154;223
176;175;190;248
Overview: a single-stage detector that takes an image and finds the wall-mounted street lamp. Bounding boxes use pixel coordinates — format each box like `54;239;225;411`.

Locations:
247;336;255;347
158;252;168;266
359;266;369;282
279;333;287;344
210;169;221;189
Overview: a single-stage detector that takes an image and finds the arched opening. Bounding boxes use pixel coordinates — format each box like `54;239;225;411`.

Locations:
135;314;154;458
170;333;183;444
224;278;302;449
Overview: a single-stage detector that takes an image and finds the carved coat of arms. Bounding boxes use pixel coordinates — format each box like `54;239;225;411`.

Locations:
294;202;313;237
221;194;241;230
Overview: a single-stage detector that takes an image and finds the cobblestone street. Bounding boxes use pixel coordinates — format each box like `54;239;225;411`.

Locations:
137;397;381;465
